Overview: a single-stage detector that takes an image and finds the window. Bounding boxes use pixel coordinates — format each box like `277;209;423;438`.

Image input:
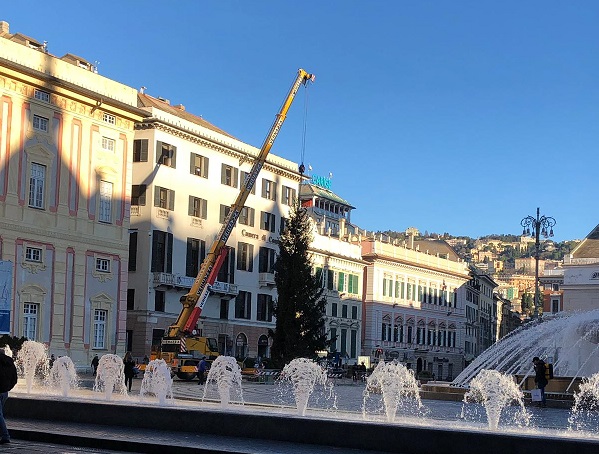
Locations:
133;139;148;162
156;141;176;168
351;306;358;319
190;153;209;178
235;333;248;358
99;180;113;223
186;238;205;277
34;89;50;102
23;303;39;339
219;204;231;223
28;162;46;209
330;328;337;352
282;185;296;206
153;186;175;210
127;289;135;310
216;247;235;283
25;246;42;262
96;257;110;273
151;230;173;273
279;217;288;233
102;113;116;124
101;137;115;152
221;164;238;188
188;196;207;219
331;303;338;317
131;185;146;206
342;304;348;318
238;207;255;227
154;291;165;312
258;247;276;273
261;179;277;201
261;211;276;232
33;114;48;132
240;171;256;194
257;294;273;322
348;274;359;294
237;242;254;272
235;291;251;319
220;299;229;319
93;309;107;349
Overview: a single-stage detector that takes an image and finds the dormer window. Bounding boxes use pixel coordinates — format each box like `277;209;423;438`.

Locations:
34;89;50;103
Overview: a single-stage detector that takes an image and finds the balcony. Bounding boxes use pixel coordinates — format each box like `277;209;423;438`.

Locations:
152;273;195;289
259;272;276;287
210;281;239;298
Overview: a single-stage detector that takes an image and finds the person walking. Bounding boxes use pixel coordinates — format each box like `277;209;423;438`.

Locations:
91;354;99;375
123;352;136;392
0;347;18;444
533;356;548;407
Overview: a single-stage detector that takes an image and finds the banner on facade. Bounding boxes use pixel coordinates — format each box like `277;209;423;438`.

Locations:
0;261;13;334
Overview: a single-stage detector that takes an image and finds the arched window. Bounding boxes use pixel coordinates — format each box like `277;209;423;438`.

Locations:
235;333;248;359
257;334;269;359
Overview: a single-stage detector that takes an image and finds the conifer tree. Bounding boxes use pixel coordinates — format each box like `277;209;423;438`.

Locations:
268;201;329;368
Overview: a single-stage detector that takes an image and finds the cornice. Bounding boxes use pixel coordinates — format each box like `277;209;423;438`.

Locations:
137;122;302;182
364;254;470;281
0;220;127;251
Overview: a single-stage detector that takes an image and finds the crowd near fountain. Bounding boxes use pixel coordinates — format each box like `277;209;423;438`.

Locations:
3;330;599;443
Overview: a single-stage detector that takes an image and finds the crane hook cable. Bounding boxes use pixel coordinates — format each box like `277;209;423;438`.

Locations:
300;80;311;175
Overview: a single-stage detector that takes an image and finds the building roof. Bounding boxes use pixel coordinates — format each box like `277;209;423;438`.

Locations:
412;239;461;262
571;224;599;259
299;183;355;208
138;93;237;140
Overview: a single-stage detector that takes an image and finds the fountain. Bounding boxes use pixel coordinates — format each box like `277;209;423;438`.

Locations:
278;358;332;416
15;340;48;393
93;354;126;400
463;369;530;430
362;360;423;422
46;356;79;397
453;309;599;388
202;356;243;407
568;372;599;432
139;359;173;405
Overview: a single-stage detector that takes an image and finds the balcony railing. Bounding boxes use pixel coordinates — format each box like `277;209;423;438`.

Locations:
210;281;239;297
259;272;276;287
152;273;195;288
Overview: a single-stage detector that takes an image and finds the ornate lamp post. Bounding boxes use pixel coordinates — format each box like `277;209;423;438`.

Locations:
520;207;556;318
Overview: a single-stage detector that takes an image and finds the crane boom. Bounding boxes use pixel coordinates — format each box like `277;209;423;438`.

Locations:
166;68;315;339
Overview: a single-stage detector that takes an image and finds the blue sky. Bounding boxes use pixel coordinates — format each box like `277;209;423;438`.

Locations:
3;2;598;242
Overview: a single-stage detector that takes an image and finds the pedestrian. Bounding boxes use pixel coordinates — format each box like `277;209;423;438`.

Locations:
197;356;207;385
123;352;136;392
532;356;548;407
0;347;18;444
91;354;99;375
49;354;56;369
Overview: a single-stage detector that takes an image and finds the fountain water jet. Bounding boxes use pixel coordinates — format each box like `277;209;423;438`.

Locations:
362;360;422;422
47;356;79;397
140;359;173;405
202;356;243;407
568;371;599;432
463;369;530;430
93;354;126;400
15;340;48;393
278;358;331;416
453;310;599;388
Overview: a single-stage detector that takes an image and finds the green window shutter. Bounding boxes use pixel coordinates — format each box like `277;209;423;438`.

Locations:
201;199;207;219
188;196;194;216
156;141;163;163
221;164;227;185
171;145;177;168
168;190;175;211
154;186;160;207
249;208;255;227
203;156;209;178
190;153;196;175
248;244;254;272
383;278;387;297
233;167;239;188
139;185;146;206
338;272;345;291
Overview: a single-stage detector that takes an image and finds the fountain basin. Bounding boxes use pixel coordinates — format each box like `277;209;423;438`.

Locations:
5;394;599;454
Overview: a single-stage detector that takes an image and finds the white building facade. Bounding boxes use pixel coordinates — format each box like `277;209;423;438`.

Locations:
127;94;304;361
360;238;470;380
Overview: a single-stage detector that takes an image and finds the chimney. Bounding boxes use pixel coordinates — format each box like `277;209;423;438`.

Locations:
339;217;346;237
173;104;185;111
0;21;9;36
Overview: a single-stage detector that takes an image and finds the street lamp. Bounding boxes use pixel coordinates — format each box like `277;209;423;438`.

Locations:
520;207;556;318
